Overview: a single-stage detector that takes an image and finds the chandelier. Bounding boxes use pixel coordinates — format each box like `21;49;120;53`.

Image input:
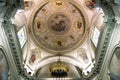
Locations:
49;61;69;77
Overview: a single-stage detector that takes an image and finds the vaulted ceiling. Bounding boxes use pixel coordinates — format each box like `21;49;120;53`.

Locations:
13;0;105;77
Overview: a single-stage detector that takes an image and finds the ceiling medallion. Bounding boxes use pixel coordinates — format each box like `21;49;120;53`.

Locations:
29;0;89;53
48;13;70;34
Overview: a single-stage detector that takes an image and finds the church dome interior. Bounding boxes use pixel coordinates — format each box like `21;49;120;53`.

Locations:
0;0;120;80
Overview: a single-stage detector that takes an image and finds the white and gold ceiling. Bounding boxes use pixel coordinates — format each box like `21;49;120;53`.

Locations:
29;0;89;53
13;0;105;77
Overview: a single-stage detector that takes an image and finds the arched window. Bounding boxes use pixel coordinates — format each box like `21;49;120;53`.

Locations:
0;48;9;80
109;47;120;80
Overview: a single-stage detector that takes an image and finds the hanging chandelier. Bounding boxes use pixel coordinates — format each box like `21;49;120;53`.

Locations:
49;61;69;77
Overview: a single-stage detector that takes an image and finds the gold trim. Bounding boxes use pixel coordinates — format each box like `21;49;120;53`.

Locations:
49;61;69;72
28;0;89;54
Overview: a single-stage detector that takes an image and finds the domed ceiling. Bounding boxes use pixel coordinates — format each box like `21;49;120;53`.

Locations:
29;0;89;53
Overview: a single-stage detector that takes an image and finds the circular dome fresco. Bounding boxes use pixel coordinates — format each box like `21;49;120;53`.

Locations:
29;0;89;53
48;13;70;34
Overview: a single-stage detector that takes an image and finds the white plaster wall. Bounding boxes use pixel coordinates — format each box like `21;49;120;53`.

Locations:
11;10;27;30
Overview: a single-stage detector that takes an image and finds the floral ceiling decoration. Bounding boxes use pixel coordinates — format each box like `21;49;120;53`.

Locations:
24;0;34;10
